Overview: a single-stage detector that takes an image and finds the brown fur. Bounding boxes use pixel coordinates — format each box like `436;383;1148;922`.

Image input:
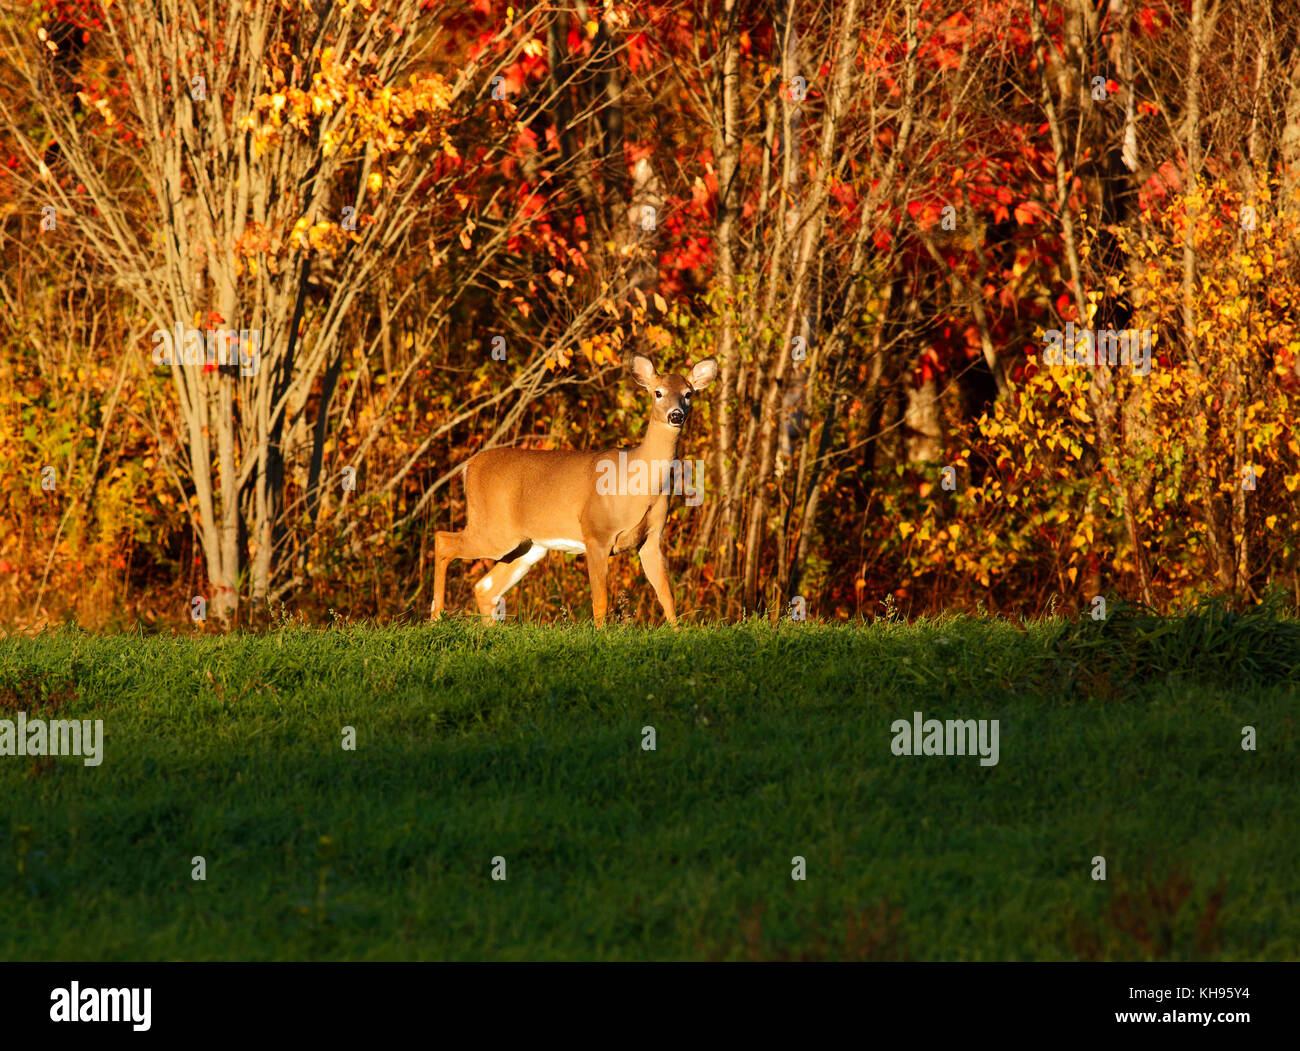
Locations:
430;355;718;626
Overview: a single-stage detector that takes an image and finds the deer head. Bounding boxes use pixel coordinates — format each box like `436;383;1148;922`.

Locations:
630;354;719;431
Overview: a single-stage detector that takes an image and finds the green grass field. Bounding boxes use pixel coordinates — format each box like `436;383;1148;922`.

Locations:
2;603;1297;960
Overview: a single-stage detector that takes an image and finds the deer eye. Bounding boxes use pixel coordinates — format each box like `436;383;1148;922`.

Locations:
655;390;663;399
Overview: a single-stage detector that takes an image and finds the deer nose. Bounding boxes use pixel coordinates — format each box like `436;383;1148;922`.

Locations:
668;408;685;426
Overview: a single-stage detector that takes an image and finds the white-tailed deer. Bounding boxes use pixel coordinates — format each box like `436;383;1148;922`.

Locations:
430;355;718;626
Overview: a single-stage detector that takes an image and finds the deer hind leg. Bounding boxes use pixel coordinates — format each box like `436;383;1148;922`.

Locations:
432;530;526;622
474;542;546;626
431;529;465;621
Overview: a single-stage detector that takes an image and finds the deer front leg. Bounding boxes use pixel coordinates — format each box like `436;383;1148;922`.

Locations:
638;533;677;628
583;538;611;627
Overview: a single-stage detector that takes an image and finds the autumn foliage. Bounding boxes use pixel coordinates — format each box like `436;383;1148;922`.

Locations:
2;0;1300;628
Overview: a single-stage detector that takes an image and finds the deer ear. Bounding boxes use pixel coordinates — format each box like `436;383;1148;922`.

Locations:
630;355;657;389
688;357;719;391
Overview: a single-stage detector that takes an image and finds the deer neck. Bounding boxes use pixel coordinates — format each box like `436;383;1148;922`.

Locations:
629;418;681;467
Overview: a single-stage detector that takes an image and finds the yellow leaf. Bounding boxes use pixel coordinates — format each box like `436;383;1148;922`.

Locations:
898;522;915;539
586;20;599;37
